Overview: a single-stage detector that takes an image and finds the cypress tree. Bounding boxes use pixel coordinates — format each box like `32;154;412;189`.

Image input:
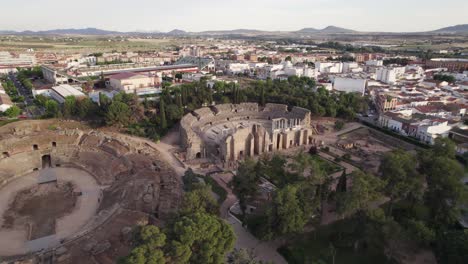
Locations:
160;99;167;130
260;84;266;106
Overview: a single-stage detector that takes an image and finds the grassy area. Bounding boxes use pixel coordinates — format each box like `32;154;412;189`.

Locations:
204;175;228;204
0;119;19;127
278;218;392;264
0;36;200;53
310;154;343;175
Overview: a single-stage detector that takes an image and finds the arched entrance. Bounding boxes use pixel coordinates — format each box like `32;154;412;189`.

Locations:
42;155;52;169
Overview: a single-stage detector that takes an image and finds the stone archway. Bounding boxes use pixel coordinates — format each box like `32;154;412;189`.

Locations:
42;155;52;169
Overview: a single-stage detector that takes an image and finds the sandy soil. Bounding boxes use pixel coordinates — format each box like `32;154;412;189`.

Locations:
0;167;100;256
2;182;77;240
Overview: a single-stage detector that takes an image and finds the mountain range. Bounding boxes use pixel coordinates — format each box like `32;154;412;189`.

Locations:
432;24;468;33
0;24;467;36
297;26;356;34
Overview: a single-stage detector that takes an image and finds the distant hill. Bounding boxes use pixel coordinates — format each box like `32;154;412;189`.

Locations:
0;27;122;35
432;24;468;33
320;25;356;33
197;29;272;35
167;29;188;35
1;24;467;36
0;30;17;35
37;28;122;35
296;26;355;34
297;28;319;33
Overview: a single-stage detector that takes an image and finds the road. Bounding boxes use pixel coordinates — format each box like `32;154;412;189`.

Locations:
8;73;42;118
210;173;288;264
8;73;33;105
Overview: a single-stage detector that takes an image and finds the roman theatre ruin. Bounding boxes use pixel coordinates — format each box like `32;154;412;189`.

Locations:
180;103;314;166
0;120;180;263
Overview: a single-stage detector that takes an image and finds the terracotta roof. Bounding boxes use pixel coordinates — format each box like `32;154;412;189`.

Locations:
110;72;147;80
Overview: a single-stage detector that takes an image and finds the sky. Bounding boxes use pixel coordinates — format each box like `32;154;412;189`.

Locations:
0;0;467;32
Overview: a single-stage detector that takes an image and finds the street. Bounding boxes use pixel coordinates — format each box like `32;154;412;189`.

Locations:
8;73;42;117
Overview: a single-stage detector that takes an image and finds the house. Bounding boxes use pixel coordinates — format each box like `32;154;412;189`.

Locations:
315;62;343;73
379;110;456;144
0;93;13;112
416;120;453;144
50;84;86;104
456;143;468;154
109;72;160;95
333;77;367;95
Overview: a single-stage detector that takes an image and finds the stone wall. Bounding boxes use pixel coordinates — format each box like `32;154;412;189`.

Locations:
0;120;181;219
180;103;314;164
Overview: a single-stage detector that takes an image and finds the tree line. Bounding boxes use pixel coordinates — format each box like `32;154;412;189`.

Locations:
120;169;236;264
37;76;367;142
232;138;468;263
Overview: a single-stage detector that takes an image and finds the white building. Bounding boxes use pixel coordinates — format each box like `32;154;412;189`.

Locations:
376;67;405;84
267;61;319;80
303;67;320;79
50;84;86;104
0;94;13;112
315;62;343;73
227;63;250;75
0;83;13;112
376;67;397;84
366;60;383;67
416;120;452;144
343;62;361;73
0;51;36;67
333;77;367;95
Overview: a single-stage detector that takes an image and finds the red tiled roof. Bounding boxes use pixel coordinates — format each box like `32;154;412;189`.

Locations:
110;72;147;80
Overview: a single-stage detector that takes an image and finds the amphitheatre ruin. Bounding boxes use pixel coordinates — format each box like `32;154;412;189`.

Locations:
0;120;181;263
180;103;314;167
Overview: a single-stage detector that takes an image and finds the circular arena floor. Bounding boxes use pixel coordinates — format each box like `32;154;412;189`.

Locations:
0;167;100;256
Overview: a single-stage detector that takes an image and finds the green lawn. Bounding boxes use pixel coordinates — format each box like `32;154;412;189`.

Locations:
310;154;343;175
0;119;19;127
204;175;228;204
278;218;392;264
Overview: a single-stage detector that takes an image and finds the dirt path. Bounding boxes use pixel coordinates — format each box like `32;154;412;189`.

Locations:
152;131;288;264
209;173;287;264
126;129;187;177
209;173;237;218
314;122;363;145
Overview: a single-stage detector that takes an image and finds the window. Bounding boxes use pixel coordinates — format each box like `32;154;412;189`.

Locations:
33;144;38;150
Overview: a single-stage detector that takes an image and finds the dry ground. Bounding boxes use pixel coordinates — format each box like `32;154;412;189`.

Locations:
2;182;77;240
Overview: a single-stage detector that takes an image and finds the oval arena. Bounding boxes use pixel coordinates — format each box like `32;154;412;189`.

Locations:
0;120;180;262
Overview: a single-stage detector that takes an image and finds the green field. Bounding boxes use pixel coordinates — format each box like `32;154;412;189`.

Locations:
309;154;343;175
0;36;197;53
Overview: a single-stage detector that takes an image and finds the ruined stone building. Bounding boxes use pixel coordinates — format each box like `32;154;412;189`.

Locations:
180;103;313;165
0;120;181;261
